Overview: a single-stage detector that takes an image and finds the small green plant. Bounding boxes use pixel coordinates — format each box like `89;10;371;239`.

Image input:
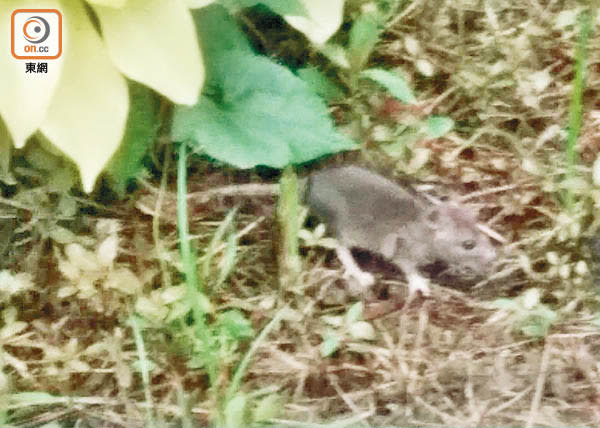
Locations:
138;143;285;427
319;301;376;357
491;288;558;338
308;1;455;171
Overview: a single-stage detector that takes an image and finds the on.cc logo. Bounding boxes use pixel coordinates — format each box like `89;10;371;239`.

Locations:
23;15;50;44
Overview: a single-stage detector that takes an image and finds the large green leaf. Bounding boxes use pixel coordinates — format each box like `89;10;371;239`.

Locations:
297;67;344;102
175;6;355;168
192;4;253;82
105;82;160;196
172;53;355;168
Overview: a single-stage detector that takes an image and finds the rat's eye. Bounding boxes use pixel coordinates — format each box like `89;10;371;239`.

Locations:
462;239;476;250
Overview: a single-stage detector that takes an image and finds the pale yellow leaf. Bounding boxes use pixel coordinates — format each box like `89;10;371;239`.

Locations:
554;9;580;29
404;36;420;56
575;261;589;276
0;0;64;148
93;0;204;105
115;361;133;388
160;285;186;304
77;277;99;298
57;258;80;281
529;69;552;92
3;306;18;323
68;359;91;372
348;321;376;340
593;155;600;186
87;0;128;7
407;147;430;172
416;59;434;77
285;0;345;45
65;338;79;354
96;235;119;267
96;219;121;237
57;285;78;298
546;251;559;265
135;296;168;321
184;0;215;7
40;1;129;192
317;43;350;69
65;243;100;272
0;321;28;340
0;371;9;393
105;268;142;294
0;271;34;296
522;288;540;309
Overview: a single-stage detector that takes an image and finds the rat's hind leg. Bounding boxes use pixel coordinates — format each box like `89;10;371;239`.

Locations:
335;245;375;295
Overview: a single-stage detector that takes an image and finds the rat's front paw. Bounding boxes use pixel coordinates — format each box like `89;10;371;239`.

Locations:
355;270;375;288
407;273;430;296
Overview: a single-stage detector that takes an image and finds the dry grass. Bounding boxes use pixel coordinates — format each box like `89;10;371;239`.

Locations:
3;0;600;427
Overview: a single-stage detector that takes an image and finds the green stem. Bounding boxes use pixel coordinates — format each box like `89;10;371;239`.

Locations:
565;10;592;212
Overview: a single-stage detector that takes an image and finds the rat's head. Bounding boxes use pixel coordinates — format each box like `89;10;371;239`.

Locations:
425;203;497;276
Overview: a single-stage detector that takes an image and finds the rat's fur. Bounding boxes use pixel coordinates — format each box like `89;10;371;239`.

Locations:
306;166;496;295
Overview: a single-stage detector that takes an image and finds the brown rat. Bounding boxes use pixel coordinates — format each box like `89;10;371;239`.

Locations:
165;165;498;295
306;166;497;295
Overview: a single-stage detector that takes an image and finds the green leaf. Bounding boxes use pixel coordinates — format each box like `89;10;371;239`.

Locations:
320;332;340;357
220;0;307;16
216;231;238;288
203;208;237;280
260;0;307;16
8;392;66;406
345;301;363;324
216;310;254;341
181;5;354;168
491;298;520;311
318;43;350;69
225;393;248;428
521;313;556;338
348;11;381;71
105;82;160;197
172;52;355;168
360;68;416;104
192;4;253;72
297;67;344;101
426;116;454;138
252;393;282;422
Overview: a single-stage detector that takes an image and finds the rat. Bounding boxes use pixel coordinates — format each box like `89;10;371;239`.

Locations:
305;166;497;296
164;165;498;296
